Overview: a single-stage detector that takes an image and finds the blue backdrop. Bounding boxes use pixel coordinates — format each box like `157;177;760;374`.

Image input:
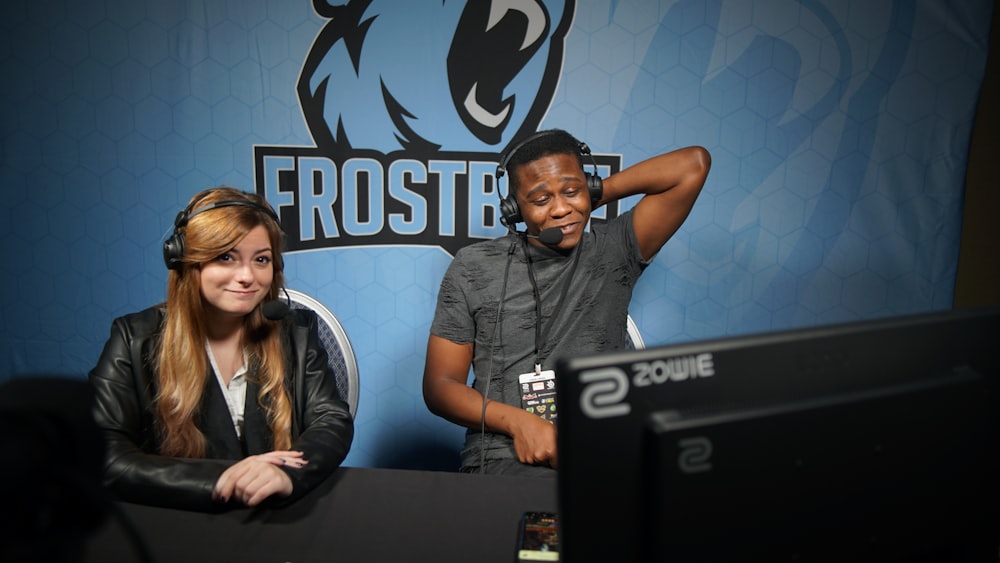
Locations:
1;0;992;469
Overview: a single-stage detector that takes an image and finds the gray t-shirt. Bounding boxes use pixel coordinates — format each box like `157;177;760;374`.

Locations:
430;211;648;468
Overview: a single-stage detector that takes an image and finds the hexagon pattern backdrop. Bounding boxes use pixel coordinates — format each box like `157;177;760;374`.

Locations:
1;0;992;469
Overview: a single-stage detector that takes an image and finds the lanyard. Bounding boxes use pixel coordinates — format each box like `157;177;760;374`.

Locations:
522;237;582;373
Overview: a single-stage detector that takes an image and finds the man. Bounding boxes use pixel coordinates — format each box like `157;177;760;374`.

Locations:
423;129;710;476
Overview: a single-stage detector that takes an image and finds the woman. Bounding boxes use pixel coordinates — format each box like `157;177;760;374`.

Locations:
88;187;353;511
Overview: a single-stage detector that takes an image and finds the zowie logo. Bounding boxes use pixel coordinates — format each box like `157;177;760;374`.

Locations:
579;368;631;419
578;353;715;419
678;437;713;473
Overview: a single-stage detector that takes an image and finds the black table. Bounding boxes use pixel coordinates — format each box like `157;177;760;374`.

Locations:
83;466;558;563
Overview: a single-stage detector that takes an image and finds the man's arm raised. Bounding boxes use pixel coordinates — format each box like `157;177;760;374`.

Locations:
597;146;711;261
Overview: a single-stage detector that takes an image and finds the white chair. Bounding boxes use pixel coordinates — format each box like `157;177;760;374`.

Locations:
626;314;645;350
286;289;360;417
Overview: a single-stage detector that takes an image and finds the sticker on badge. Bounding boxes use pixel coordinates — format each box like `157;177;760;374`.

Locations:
519;370;557;422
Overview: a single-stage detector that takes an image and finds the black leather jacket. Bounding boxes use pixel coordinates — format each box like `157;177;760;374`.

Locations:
88;305;354;511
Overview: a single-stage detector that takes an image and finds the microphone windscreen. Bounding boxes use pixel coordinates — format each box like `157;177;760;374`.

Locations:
262;299;289;320
538;227;564;246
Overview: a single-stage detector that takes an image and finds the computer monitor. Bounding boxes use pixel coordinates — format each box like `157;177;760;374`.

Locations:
555;307;1000;563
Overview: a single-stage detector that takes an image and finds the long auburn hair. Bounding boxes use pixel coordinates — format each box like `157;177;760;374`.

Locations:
155;187;292;457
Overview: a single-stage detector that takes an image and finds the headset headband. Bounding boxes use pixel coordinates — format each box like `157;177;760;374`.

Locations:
495;130;593;179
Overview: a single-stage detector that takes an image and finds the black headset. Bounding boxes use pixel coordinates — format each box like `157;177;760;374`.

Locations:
494;130;604;227
162;191;281;271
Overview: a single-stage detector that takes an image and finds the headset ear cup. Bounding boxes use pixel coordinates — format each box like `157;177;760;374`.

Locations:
586;173;603;206
163;207;192;270
500;194;521;226
162;232;184;270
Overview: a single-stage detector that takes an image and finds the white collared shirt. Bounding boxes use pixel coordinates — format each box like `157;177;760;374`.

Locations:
206;343;249;439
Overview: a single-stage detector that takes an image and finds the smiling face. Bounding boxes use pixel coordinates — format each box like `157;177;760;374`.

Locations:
199;225;274;323
513;152;592;250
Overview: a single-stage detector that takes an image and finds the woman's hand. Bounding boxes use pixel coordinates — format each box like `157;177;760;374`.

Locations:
212;450;308;507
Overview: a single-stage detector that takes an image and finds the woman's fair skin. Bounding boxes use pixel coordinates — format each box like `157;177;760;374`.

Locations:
199;224;275;331
199;224;308;506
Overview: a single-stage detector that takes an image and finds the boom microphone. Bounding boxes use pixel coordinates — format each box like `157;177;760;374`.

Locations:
262;287;291;320
262;299;289;320
525;227;564;246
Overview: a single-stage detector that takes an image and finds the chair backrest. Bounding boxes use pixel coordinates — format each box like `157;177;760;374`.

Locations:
626;314;645;350
285;289;360;418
